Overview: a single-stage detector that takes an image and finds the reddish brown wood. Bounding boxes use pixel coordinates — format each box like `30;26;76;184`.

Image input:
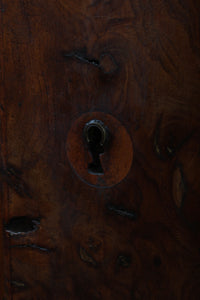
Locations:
0;0;200;299
67;111;133;187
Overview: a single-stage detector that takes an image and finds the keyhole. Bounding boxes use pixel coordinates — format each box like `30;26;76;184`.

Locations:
84;120;109;175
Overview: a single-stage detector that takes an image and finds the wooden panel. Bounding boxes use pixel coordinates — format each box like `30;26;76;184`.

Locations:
0;0;200;299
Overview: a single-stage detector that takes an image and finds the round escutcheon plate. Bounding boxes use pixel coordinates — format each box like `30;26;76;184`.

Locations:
66;112;133;188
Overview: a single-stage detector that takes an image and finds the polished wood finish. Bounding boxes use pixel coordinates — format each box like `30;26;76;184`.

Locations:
0;0;200;299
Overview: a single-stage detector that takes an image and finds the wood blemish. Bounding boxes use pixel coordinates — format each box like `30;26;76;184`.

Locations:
0;165;32;198
166;146;175;156
0;103;5;111
153;115;163;160
153;255;162;267
117;254;131;268
153;116;176;160
63;50;100;68
11;280;26;288
153;117;195;160
172;165;186;209
5;216;40;236
79;246;97;267
63;50;118;74
107;204;137;220
11;244;50;252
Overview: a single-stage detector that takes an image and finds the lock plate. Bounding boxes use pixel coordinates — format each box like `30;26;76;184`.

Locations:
66;112;133;188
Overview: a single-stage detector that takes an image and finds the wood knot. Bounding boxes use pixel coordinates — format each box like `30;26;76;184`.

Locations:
99;53;118;74
5;216;40;236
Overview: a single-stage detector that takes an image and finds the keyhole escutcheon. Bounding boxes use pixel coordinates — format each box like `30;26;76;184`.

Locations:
83;120;110;175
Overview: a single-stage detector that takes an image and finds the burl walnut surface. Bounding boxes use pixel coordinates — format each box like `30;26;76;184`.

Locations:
0;0;200;299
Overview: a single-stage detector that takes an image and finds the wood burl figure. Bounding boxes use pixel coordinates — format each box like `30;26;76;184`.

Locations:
0;0;200;299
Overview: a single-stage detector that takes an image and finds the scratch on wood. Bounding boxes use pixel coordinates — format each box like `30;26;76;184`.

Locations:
107;204;137;220
11;244;50;252
11;280;25;288
63;50;118;74
79;246;97;267
63;50;100;67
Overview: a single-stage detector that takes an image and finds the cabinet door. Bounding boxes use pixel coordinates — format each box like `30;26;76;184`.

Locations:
0;0;200;299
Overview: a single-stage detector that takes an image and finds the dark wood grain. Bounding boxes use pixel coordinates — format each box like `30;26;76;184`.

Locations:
0;0;200;299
